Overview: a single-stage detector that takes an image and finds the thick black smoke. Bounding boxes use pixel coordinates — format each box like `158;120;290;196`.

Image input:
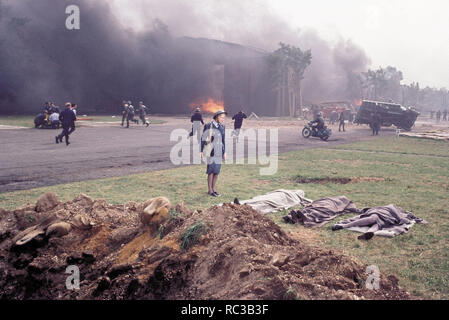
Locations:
0;0;371;114
0;0;217;114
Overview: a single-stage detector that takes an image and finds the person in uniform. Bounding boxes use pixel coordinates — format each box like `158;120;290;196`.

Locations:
126;101;138;127
68;103;78;135
200;110;227;197
34;111;47;128
121;100;128;126
231;110;247;143
137;101;150;127
190;107;204;145
56;102;77;146
338;111;346;132
311;112;325;135
43;102;51;113
371;112;381;136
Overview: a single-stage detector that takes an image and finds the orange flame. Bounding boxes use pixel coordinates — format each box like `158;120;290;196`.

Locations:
189;98;224;114
354;99;362;107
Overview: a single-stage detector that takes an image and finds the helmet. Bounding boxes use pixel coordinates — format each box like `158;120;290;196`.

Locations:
213;110;227;119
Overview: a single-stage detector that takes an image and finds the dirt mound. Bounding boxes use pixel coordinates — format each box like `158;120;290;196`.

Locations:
0;194;412;300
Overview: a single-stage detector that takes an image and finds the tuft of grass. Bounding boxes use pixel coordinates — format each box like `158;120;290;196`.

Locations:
157;225;165;239
284;286;299;300
179;220;207;250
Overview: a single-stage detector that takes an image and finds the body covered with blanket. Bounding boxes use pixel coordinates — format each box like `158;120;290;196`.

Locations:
333;204;428;238
283;196;358;227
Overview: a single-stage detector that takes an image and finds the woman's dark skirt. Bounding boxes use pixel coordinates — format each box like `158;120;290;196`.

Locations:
206;157;222;174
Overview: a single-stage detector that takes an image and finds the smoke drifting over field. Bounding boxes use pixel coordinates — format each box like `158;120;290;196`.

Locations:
0;0;371;114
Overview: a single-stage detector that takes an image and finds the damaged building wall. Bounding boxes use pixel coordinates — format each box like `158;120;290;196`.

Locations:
181;37;293;116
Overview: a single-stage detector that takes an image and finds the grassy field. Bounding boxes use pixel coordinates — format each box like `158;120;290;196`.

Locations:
0;136;448;299
0;115;165;128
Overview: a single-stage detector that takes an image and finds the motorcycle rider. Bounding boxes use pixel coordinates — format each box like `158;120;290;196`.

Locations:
311;112;325;135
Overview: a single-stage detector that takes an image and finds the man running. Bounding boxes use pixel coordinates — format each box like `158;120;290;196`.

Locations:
55;102;77;146
137;101;150;127
231;110;247;143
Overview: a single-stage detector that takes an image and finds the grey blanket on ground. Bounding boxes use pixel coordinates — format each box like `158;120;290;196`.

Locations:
334;204;428;238
239;189;312;214
283;196;359;227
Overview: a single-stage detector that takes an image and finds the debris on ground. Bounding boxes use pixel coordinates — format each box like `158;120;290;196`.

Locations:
399;129;449;141
0;192;413;300
296;176;387;184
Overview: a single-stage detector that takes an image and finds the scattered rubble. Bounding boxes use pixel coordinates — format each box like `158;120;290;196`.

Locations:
0;192;413;300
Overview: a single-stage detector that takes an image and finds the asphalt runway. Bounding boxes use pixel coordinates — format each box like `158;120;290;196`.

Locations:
0;119;387;193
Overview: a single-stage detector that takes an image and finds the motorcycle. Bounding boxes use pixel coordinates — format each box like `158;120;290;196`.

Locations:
302;122;332;141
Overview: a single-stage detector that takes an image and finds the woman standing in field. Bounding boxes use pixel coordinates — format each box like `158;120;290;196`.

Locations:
200;110;227;197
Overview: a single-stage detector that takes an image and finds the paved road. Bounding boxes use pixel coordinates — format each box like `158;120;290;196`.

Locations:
0;120;388;192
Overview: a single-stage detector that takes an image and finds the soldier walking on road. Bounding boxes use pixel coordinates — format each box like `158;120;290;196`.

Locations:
137;101;150;127
125;101;138;128
55;102;77;146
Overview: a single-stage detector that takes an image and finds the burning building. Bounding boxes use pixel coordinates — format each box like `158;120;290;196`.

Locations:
181;37;272;116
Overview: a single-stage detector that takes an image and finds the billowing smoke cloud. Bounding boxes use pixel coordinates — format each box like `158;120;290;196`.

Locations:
0;0;371;114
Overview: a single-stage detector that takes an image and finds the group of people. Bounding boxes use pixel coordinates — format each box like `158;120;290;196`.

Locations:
430;110;448;122
310;109;381;136
34;101;78;129
190;107;247;144
120;100;150;128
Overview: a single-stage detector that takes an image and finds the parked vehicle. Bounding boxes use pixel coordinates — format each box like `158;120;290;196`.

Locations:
355;100;419;131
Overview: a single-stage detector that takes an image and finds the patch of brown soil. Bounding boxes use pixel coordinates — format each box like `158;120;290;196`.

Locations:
0;194;413;300
78;224;112;257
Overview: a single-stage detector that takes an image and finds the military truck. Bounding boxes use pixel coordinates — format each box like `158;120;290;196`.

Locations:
355;100;420;131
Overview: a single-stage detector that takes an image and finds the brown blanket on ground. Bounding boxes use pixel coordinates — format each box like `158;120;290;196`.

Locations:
333;204;428;238
283;196;359;227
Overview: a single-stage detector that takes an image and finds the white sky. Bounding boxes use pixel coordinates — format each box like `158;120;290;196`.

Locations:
110;0;449;88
